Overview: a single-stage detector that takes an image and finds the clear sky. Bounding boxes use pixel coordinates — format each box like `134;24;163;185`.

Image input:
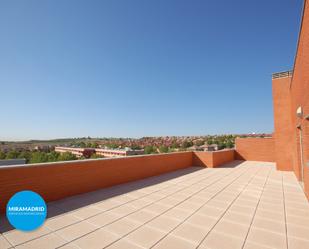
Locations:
0;0;304;140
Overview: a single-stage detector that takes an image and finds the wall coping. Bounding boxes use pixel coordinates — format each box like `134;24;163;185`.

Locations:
0;149;236;170
0;151;192;170
236;137;273;139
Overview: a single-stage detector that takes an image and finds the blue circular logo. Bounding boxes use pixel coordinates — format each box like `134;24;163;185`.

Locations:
6;190;47;231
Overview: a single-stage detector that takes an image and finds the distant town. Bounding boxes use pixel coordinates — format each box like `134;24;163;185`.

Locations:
0;134;271;165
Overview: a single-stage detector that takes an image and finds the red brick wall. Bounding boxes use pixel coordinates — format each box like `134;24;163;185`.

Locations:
289;0;309;198
235;138;275;162
0;152;192;213
192;150;235;168
212;150;235;166
0;150;241;213
272;76;294;171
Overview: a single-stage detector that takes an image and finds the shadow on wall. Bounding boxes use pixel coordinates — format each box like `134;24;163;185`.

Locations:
193;149;235;168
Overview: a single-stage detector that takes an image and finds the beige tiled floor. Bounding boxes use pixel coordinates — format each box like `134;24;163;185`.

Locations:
1;161;309;249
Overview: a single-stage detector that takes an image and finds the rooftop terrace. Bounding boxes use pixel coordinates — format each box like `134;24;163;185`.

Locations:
1;160;308;249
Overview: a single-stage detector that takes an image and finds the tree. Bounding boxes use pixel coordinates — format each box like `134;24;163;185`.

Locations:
106;143;118;149
91;142;99;148
30;152;48;164
159;145;168;153
18;151;31;162
144;146;156;154
6;150;20;159
226;140;234;148
207;139;214;145
131;145;141;150
181;141;193;149
47;151;60;162
0;151;6;159
58;152;77;161
79;142;86;148
217;142;226;150
170;142;179;149
195;140;205;146
90;154;103;159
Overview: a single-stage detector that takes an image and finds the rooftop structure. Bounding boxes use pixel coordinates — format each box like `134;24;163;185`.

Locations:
1;161;308;249
55;146;144;158
55;147;95;158
201;144;219;152
272;70;293;79
0;1;308;248
95;148;145;158
0;159;26;167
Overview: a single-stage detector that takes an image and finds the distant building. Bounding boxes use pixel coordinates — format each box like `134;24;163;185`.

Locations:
55;146;144;158
34;145;54;152
187;144;219;151
186;145;204;151
200;144;219;151
55;147;95;158
95;147;144;158
0;159;26;166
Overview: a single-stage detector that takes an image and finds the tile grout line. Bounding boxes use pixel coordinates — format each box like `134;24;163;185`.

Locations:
98;165;254;249
62;167;244;249
9;167;217;247
13;166;231;247
194;165;270;249
56;167;215;217
3;168;214;248
51;167;206;214
282;173;289;249
51;169;219;248
239;166;273;249
150;164;263;249
1;233;14;248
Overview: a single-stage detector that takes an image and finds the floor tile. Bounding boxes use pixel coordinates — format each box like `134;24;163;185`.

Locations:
0;235;12;249
172;222;211;245
3;226;51;246
87;211;121;227
186;214;217;228
246;227;287;249
45;214;82;231
15;233;67;249
125;225;165;248
288;236;309;249
199;231;244;249
152;234;196;249
251;217;286;234
213;220;249;238
147;216;180;233
105;238;144;249
72;228;120;249
104;218;141;237
287;223;309;240
56;221;98;242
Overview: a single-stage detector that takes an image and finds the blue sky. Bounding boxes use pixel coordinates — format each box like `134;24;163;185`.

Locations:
0;0;303;140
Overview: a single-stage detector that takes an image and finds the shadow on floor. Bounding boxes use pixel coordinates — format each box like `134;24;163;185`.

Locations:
0;160;245;234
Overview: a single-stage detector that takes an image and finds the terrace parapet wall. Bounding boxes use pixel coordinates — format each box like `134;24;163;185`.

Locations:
235;137;276;162
0;151;238;213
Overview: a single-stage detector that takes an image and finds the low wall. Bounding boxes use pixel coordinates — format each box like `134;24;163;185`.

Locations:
192;149;235;168
235;138;275;162
0;152;192;213
0;149;248;213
